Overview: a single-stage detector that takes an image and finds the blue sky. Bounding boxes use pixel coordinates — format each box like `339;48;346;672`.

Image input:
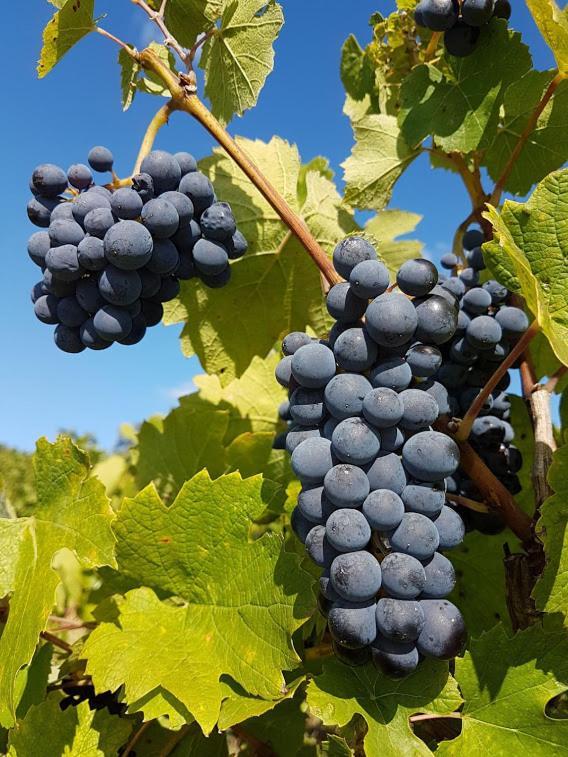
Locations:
1;2;556;451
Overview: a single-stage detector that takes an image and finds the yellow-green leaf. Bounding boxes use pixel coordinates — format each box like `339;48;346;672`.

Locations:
37;0;95;78
364;209;423;277
526;0;568;73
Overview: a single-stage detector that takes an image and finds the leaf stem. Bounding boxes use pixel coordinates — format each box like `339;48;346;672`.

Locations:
133;101;176;174
410;712;462;723
123;720;153;757
132;0;190;66
543;365;568;393
187;29;216;68
138;47;341;286
96;27;138;57
455;320;540;442
40;631;72;654
424;31;442;60
490;72;567;206
445;493;490;513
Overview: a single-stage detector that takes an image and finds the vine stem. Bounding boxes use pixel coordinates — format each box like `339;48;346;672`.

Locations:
132;0;189;65
490;72;567;206
40;631;72;653
424;31;442;60
137;48;341;286
123;720;153;757
133;101;176;174
410;712;461;723
96;27;137;56
530;386;557;509
454;321;540;442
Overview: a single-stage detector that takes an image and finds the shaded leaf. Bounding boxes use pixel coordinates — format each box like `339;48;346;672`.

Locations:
164;0;223;48
118;47;140;111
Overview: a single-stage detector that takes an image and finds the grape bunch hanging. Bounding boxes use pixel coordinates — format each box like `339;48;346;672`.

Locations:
436;228;528;534
27;147;248;353
415;0;511;57
275;238;468;677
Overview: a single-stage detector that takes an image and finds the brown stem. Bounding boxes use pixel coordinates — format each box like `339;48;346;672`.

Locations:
187;29;215;67
436;417;532;543
490;72;567;206
424;31;442;60
544;365;568;393
304;643;334;662
96;27;138;57
530;387;557;510
138;48;341;286
410;712;462;723
40;631;72;654
445;493;490;513
133;101;176;174
455;321;540;441
123;720;153;757
159;725;191;757
47;616;96;631
132;0;189;65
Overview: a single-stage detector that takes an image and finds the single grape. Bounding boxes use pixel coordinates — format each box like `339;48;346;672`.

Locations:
54;324;85;353
381;548;426;599
88;146;114;173
390;512;440;560
141;198;179;239
421;552;456;598
50;202;75;222
76;237;103;273
324;373;372;420
376;599;425;643
326;283;367;323
326;509;371;552
466;246;486;270
103;221;153;270
27;196;62;227
192;238;229;276
291;506;313;543
462;286;492;315
27;231;51;267
328;600;377;649
45;245;82;281
227;229;248;260
48;219;85;248
178;171;216;213
466;315;502;350
87;185;112;199
402;431;460;481
463;228;484;250
291;437;334;484
174;151;197;175
290;387;327;426
57;296;88;328
119;314;147;345
67;163;92;190
282;331;312;356
42;269;76;298
422;379;453;415
332;236;377;279
421;0;459;30
305;525;339;567
440;252;458;269
444;20;481;57
200;202;236;241
380;426;405;452
110;187;143;220
331;417;381;466
401;481;445;518
441;276;466;299
141;299;163;327
450;337;478;366
140;150;182;193
31;163;68;197
333;327;378;371
349;259;389;298
417;599;467;659
413;294;458;345
291;342;336;389
405;343;442;378
362;387;404;428
286;425;322;454
369;357;412;392
132;172;154;203
72;192;111;226
153;275;180;303
471;415;506;447
495;306;529;341
298;486;332;523
99;266;142;306
461;0;495;26
80;318;112;350
362;489;405;531
146;238;180;275
34;294;60;324
365;293;418;347
324;464;370;508
93;305;133;342
433;505;465;549
320;570;341;602
31;282;48;303
84;208;115;239
371;633;419;677
398;388;439;430
330;551;382;602
396;259;438;297
367;452;407;495
159;191;194;228
459;267;480;288
275;355;293;387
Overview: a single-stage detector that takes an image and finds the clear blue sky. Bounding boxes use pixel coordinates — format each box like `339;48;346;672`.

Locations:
1;2;555;451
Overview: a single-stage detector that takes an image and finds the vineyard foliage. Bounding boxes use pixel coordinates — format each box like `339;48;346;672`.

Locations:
2;0;568;754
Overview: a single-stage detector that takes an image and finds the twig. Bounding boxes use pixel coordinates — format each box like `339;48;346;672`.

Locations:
410;712;461;723
159;724;191;756
455;321;540;441
123;720;154;757
40;631;72;654
530;387;557;510
133;101;176;174
446;493;490;513
490;72;567;206
187;29;216;67
424;31;442;60
544;365;568;393
138;47;341;286
47;615;96;631
132;0;189;66
96;27;138;57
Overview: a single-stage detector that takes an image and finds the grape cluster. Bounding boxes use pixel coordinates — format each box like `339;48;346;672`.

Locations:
27;147;248;353
414;0;511;58
437;228;528;533
275;237;467;676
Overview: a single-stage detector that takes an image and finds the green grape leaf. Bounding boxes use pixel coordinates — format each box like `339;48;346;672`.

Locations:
138;42;175;97
484;70;568;195
533;444;568;623
37;0;95;78
0;438;115;728
398;22;531;153
438;622;568;755
298;157;335;206
118;47;140;111
483;169;568;366
526;0;568;73
530;330;562;382
307;659;462;757
226;432;292;496
200;0;284;125
364;209;423;277
135;402;229;501
238;694;307;757
341;34;375;103
82;472;316;734
342;114;419;211
192;353;285;443
509;395;536;515
14;644;53;721
127;688;193;730
164;0;223;48
164;137;352;384
7;693;132;756
217;677;303;729
450;529;520;637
